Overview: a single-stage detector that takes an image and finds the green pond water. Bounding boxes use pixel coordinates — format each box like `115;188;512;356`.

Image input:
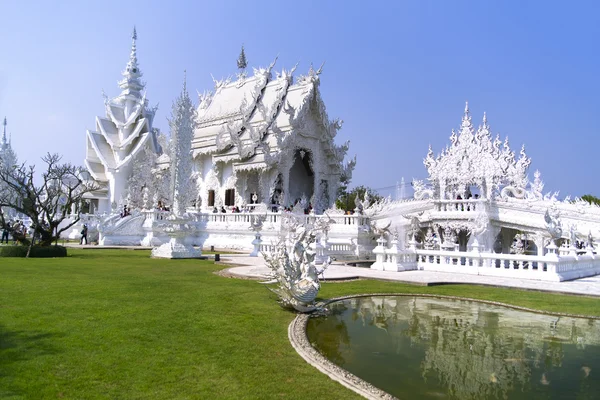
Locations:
306;296;600;400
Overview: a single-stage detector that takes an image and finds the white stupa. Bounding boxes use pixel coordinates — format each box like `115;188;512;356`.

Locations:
84;28;161;213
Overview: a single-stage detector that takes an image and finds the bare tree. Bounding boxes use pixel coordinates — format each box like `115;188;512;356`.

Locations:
0;153;100;250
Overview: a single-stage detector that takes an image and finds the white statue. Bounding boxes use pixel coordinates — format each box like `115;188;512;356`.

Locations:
262;220;332;312
544;207;563;240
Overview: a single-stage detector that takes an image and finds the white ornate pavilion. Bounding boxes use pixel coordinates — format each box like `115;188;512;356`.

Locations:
74;30;600;282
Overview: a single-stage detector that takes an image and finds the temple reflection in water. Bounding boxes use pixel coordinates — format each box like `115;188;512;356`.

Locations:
307;296;600;399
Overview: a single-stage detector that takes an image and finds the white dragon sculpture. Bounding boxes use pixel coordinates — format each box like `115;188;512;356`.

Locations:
262;219;332;312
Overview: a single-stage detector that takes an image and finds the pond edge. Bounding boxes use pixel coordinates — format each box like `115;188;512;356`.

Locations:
289;293;600;400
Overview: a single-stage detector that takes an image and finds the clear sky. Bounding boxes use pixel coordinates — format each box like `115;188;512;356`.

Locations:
0;1;598;198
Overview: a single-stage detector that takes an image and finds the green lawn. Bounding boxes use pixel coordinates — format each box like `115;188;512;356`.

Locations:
1;249;599;399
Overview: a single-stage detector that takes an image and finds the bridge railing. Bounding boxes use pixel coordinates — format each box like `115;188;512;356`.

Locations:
433;199;485;212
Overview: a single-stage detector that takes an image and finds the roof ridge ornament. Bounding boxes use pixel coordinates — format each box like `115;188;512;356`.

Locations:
237;45;248;70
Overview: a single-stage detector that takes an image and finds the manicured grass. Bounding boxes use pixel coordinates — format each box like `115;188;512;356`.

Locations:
1;249;598;399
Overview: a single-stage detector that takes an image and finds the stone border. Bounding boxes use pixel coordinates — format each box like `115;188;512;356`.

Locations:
289;293;600;400
288;313;397;400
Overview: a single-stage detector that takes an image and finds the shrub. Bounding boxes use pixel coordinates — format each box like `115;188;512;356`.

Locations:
0;245;67;258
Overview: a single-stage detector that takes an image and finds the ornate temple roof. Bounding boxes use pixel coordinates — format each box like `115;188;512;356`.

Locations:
424;102;531;196
191;61;354;179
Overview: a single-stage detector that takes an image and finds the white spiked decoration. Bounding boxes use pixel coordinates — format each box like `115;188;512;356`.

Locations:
151;72;201;259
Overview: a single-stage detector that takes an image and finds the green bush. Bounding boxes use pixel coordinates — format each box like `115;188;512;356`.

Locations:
0;245;67;258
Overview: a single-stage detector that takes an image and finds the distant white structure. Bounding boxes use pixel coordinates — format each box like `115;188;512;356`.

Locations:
0;117;17;170
84;28;161;213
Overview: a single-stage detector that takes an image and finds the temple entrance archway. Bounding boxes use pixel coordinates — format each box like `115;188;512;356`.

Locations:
287;149;314;207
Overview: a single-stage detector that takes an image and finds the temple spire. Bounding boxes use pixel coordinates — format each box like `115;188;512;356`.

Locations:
482;111;487;125
129;27;138;71
118;27;144;96
464;101;470;116
2;117;7;146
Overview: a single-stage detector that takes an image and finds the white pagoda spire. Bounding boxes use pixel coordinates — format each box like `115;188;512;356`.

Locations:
0;117;18;170
84;28;160;213
2;117;6;147
118;27;144;97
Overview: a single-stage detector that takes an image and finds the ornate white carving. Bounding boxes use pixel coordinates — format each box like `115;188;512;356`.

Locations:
412;179;434;200
424;103;530;199
262;217;332;312
544;206;563;240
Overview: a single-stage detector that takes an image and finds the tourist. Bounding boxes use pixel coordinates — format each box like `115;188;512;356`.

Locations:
212;207;218;213
12;220;21;244
220;206;226;213
80;224;88;245
1;221;10;244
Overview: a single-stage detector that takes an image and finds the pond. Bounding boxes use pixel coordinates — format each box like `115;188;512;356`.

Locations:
306;296;600;400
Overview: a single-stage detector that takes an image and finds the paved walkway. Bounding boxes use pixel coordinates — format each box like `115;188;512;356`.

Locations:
64;245;600;297
221;254;600;297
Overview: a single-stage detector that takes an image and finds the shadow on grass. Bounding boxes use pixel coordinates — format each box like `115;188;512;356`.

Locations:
0;324;61;398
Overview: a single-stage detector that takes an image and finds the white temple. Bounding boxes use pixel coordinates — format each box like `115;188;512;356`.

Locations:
192;60;354;214
76;30;600;281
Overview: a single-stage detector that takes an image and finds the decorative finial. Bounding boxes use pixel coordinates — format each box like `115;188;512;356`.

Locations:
183;70;187;93
482;111;487;125
464;101;469;115
316;61;325;75
237;45;248;71
132;26;137;41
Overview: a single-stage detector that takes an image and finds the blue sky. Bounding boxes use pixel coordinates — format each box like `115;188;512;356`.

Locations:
0;1;598;198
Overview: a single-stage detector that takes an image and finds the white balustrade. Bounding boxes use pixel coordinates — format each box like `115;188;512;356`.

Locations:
411;248;600;282
434;199;484;212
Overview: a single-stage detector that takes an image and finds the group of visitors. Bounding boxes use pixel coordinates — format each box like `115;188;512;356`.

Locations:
1;220;29;244
211;205;249;213
455;192;480;211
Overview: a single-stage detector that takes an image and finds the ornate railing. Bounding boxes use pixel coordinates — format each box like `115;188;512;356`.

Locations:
433;199;485;212
371;238;600;281
200;212;366;227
